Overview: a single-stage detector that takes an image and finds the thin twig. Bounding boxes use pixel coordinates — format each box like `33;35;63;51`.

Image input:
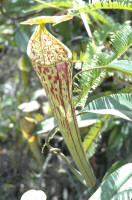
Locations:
43;126;87;185
42;125;58;153
80;12;93;38
49;147;87;186
74;0;93;38
37;153;52;187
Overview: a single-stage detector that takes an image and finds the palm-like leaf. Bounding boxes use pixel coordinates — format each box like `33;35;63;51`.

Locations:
82;93;132;121
89;163;132;200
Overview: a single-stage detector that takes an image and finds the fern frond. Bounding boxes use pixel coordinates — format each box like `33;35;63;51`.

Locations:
111;24;132;59
73;68;106;108
89;10;114;25
80;0;132;11
74;22;132;68
93;21;120;47
73;22;132;108
73;41;107;108
95;24;132;65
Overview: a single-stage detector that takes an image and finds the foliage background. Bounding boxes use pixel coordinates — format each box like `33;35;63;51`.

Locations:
0;0;132;200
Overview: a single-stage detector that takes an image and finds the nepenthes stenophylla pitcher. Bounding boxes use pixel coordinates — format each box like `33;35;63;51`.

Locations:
21;15;96;187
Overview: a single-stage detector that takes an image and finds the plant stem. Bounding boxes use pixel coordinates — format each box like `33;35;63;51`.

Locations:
80;12;93;38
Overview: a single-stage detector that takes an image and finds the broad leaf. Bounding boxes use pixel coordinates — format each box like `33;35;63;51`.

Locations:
33;113;100;134
106;60;132;75
82;93;132;121
89;163;132;200
15;29;29;53
78;113;99;128
103;160;127;181
33;117;57;134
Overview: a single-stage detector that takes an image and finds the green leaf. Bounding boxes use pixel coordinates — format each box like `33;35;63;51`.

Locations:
91;23;132;66
89;10;113;25
15;29;29;53
108;125;123;150
110;24;132;60
23;3;55;12
33;117;57;134
113;189;132;200
106;60;132;76
103;160;128;181
73;41;106;108
4;0;33;14
33;113;100;134
82;93;132;121
80;0;132;12
93;24;132;65
83;120;102;158
24;0;73;12
78;113;100;128
85;59;132;76
89;163;132;200
74;68;106;108
82;115;109;158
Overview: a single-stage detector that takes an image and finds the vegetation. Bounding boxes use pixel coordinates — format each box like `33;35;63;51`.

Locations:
0;0;132;200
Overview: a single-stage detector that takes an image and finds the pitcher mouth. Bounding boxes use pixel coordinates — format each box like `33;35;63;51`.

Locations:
27;25;72;66
21;15;73;64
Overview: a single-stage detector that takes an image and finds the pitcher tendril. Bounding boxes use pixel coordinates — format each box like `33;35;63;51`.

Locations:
21;15;96;187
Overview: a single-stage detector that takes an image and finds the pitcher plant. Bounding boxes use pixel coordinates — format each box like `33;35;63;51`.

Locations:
21;15;96;187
